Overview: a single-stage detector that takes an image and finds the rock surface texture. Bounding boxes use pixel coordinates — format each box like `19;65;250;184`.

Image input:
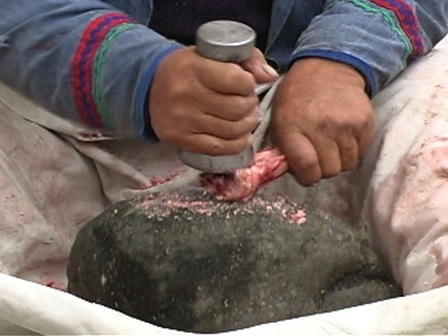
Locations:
67;189;401;333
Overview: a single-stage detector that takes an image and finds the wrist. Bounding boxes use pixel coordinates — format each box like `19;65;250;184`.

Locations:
291;57;367;91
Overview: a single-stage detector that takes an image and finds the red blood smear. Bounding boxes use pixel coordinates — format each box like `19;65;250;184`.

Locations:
200;146;288;201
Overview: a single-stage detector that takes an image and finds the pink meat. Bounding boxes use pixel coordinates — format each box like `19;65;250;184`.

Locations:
200;146;288;201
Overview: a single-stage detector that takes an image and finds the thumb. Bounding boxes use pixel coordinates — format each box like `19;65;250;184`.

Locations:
240;48;279;84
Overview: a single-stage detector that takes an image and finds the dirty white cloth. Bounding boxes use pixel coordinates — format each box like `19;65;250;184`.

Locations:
263;35;448;295
1;34;448;335
1;272;448;335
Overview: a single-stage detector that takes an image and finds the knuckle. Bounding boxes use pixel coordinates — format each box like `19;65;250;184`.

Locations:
233;96;250;114
297;156;319;172
221;65;240;83
225;67;255;92
321;165;340;177
184;137;222;156
230;137;252;155
342;160;358;171
168;106;186;122
319;154;342;177
208;142;226;156
316;120;330;132
162;127;181;144
227;123;249;139
230;96;258;119
206;139;247;156
240;117;258;135
236;113;258;135
171;79;193;98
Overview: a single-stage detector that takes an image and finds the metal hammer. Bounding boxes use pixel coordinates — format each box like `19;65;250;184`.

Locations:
178;20;257;174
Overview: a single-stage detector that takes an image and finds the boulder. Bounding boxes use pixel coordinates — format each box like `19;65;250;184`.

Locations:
67;188;401;333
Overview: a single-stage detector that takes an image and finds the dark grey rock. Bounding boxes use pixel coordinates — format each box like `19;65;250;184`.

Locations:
67;188;401;333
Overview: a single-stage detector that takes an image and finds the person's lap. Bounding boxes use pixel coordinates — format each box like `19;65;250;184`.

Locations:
0;99;107;289
1;35;448;294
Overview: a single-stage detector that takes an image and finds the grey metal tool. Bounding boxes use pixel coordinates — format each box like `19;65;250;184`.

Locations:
178;20;256;173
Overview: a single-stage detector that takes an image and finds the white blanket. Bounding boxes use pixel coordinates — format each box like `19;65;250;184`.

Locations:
1;272;448;335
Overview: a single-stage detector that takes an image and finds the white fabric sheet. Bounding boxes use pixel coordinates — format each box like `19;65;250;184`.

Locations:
2;272;448;335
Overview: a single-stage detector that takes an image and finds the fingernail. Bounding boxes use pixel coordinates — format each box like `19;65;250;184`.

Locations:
261;63;279;79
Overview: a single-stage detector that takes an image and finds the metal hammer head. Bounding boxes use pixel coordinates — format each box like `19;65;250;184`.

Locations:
178;146;254;174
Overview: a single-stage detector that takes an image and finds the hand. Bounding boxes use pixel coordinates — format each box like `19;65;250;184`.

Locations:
149;47;278;156
271;58;376;186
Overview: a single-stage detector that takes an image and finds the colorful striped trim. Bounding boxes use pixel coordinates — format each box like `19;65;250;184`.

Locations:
342;0;425;63
71;13;134;129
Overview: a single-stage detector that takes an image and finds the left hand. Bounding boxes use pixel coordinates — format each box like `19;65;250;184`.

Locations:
271;58;376;186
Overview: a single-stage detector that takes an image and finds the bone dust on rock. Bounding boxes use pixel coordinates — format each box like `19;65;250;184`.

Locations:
67;189;401;333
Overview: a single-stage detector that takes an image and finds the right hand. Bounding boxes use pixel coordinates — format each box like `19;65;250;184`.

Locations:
148;47;277;156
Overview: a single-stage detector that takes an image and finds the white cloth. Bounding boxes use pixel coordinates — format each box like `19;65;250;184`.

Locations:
1;34;448;335
1;272;448;335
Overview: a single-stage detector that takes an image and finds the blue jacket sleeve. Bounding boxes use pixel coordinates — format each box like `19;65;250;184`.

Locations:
0;1;182;139
291;0;448;96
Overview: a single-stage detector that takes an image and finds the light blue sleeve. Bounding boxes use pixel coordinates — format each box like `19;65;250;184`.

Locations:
291;0;448;96
0;0;182;138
